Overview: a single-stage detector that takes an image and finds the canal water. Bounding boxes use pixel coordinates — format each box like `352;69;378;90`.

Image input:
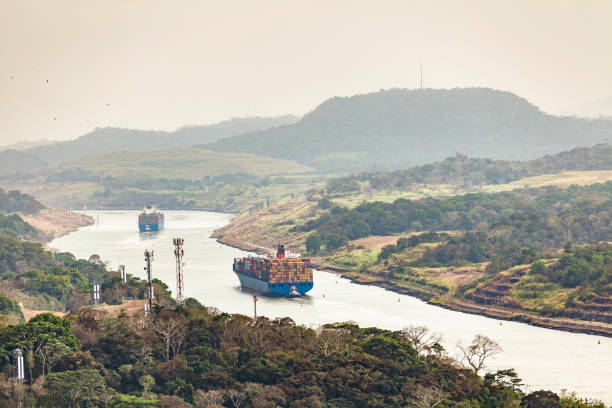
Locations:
49;210;612;403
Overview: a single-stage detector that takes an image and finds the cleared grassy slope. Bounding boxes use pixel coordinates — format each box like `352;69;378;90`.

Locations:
60;148;315;178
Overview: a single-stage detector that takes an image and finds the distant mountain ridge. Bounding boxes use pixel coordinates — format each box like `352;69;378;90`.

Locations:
205;88;612;171
330;143;612;191
20;115;299;166
0;139;55;151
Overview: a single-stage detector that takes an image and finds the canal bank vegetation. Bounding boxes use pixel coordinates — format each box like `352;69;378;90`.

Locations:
0;232;176;320
0;304;608;407
214;179;612;331
0;189;172;323
0;186;92;242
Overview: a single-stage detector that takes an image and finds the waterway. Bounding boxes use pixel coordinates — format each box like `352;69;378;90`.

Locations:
49;210;612;403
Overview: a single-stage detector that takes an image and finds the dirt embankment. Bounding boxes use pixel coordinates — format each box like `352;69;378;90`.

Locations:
21;207;93;242
215;234;612;338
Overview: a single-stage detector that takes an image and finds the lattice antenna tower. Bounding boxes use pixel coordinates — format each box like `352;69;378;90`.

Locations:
144;249;154;313
173;238;185;305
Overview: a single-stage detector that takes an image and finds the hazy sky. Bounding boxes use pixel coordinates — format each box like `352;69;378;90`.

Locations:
1;0;611;145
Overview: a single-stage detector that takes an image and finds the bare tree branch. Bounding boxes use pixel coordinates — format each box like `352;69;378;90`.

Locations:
456;334;502;375
409;384;446;408
401;326;443;355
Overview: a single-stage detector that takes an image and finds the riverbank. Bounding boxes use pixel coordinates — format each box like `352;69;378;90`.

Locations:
21;207;94;242
214;233;612;338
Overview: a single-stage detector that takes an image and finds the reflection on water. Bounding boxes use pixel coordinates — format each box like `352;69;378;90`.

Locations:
139;231;161;241
50;210;612;403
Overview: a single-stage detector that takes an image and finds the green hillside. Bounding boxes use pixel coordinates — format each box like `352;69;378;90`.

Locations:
329;144;612;191
18;115;298;167
205;88;612;171
59;148;314;178
4;148;321;212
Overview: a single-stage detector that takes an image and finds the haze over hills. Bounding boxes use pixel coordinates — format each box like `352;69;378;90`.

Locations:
19;115;299;166
205;88;612;172
0;139;55;151
0;150;49;176
566;95;612;118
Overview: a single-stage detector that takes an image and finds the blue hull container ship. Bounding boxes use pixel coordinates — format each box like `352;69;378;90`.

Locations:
233;245;313;297
138;206;164;231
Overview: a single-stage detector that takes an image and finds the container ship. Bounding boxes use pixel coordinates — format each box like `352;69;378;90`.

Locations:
233;245;314;296
138;206;164;231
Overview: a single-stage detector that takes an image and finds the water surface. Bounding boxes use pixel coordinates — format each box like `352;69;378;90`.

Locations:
50;210;612;403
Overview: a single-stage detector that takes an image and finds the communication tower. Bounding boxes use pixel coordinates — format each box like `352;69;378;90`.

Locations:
119;265;126;283
144;249;154;312
420;61;424;89
173;238;185;305
93;281;100;307
13;348;24;383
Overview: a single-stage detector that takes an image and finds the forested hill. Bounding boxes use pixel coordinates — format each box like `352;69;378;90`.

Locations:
205;88;612;171
19;115;298;166
0;187;45;214
330;143;612;190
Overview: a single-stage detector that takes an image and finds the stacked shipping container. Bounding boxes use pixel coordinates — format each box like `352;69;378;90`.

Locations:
233;252;314;296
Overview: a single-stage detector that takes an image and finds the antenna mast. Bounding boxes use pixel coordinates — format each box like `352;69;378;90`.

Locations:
420;61;424;89
93;281;100;307
119;264;126;283
144;249;154;313
173;237;185;305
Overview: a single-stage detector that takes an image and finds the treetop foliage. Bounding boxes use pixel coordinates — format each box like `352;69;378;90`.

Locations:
0;187;45;215
1;306;601;407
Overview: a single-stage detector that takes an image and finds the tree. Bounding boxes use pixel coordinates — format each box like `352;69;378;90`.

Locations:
323;233;347;251
109;394;158;408
308;327;348;360
227;389;244;408
193;389;224;407
44;369;106;408
306;234;323;254
158;395;192;408
409;384;446;408
150;311;188;361
400;326;443;355
456;335;502;375
521;390;562;408
139;375;155;397
0;313;79;380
